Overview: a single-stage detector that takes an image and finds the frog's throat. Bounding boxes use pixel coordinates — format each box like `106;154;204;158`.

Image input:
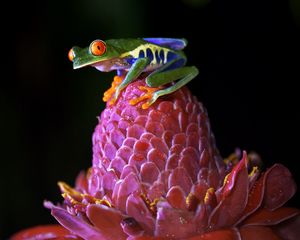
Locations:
75;58;129;72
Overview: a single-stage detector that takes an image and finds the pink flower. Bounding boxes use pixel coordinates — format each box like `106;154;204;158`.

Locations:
11;77;300;240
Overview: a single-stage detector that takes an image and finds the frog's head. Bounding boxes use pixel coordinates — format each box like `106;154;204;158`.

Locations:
68;39;121;71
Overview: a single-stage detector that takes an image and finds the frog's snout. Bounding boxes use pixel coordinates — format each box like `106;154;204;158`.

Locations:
68;48;75;62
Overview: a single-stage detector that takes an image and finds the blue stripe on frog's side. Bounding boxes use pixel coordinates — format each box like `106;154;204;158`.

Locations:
155;50;160;64
159;50;165;63
146;48;154;62
138;50;145;58
167;51;177;62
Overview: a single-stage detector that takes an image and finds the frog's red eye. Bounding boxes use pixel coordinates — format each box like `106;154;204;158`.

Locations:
90;40;106;56
68;48;75;62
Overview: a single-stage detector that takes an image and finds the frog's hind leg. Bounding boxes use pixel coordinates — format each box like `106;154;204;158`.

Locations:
130;65;199;109
145;66;199;108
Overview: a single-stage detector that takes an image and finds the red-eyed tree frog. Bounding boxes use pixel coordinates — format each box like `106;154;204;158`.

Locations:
68;38;199;109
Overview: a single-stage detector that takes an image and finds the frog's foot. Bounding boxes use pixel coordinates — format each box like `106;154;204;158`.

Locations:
103;75;125;105
129;86;163;109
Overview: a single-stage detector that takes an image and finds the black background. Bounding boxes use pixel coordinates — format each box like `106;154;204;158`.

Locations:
1;0;300;238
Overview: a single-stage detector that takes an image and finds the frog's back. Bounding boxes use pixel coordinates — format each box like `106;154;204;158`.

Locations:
106;38;148;52
106;38;187;52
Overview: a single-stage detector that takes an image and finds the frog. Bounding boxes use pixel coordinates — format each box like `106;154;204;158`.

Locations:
68;38;199;109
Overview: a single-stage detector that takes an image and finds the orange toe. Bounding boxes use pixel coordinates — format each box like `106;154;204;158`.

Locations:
103;75;124;104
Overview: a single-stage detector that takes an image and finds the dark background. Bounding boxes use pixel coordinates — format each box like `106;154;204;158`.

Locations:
1;0;300;238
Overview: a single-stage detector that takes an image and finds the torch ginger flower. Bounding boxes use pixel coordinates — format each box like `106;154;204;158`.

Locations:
11;77;300;240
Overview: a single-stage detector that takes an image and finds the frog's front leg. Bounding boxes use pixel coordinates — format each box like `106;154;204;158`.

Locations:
130;65;199;109
111;58;149;103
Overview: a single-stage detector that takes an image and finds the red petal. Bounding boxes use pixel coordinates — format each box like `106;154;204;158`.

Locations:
101;170;118;196
117;172;141;212
169;144;184;156
239;225;280;240
263;164;297;210
165;153;180;170
166;185;187;209
209;151;249;229
126;192;155;234
273;214;300;240
120;164;138;179
127;123;146;139
121;217;144;237
129;229;239;240
51;206;103;240
157;170;171;193
168;167;193;195
172;133;186;146
140;162;160;184
148;148;167;171
218;151;248;200
145;120;164;137
197;167;208;182
238;163;298;225
162;130;173;149
207;168;221;190
10;224;81;240
86;204;127;239
187;228;239;240
236;171;266;224
193;204;209;233
242;207;300;226
109;156;126;177
178;111;189;131
179;152;200;183
191;180;209;201
150;137;168;155
147;181;165;200
155;203;196;238
199;149;210;169
133;139;151;157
